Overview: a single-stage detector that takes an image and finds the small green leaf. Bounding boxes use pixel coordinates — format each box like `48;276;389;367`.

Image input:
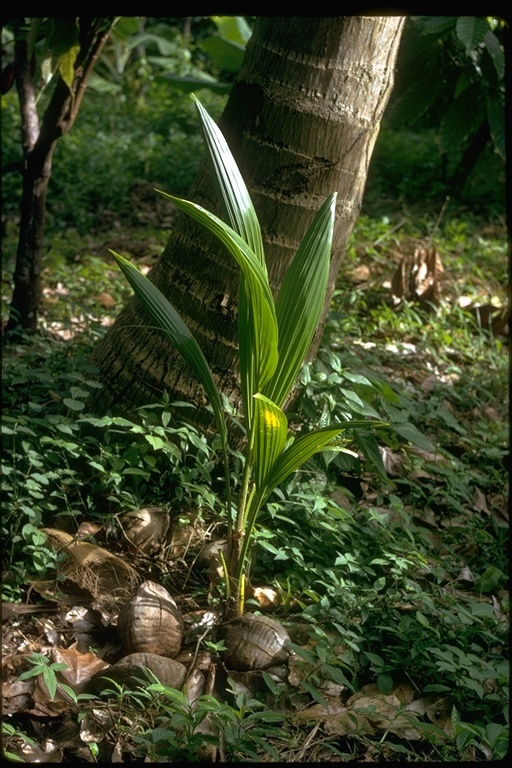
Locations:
300;680;329;710
423;683;451;692
415;611;430;628
57;45;80;89
455;17;488;52
63;398;85;411
377;673;394;695
42;667;58;700
476;565;505;594
261;670;280;695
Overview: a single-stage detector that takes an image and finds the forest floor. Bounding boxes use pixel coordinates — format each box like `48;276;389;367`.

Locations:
1;205;509;762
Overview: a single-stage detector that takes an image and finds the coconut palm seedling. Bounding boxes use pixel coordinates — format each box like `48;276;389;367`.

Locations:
112;98;368;618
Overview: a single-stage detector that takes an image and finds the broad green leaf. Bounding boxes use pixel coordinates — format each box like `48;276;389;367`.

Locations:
353;430;387;479
257;424;345;508
200;35;245;74
46;18;80;90
111;251;228;451
192;99;268;427
439;86;484;153
394;421;435;452
194;97;264;264
57;45;79;89
263;193;336;408
43;668;58;700
212;16;253;46
390;70;443;127
455;16;488;52
418;17;457;36
252;394;288;494
63;398;85;411
156;194;278;406
486;92;505;161
483;30;505;82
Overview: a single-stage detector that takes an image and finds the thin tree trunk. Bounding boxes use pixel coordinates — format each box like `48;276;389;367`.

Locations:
89;16;405;419
5;18;116;336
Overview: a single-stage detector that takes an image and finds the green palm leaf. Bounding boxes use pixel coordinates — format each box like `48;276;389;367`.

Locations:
256;424;345;510
263;192;336;408
157;191;279;420
193;96;265;265
252;393;288;495
111;251;228;451
192;98;268;427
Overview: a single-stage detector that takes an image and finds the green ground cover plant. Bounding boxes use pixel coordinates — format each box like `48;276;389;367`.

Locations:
1;87;508;766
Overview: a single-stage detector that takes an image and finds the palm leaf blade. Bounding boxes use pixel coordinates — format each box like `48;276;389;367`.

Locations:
111;251;228;446
263;193;336;407
194;96;265;264
252;393;288;494
257;424;345;508
156;192;279;401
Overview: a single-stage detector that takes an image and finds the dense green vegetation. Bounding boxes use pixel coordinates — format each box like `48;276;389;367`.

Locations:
1;16;508;763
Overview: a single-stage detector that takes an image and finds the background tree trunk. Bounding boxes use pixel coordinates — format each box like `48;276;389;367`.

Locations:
5;18;116;336
89;16;405;419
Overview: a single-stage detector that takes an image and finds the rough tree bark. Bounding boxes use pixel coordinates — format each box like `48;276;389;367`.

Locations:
89;16;405;419
5;18;117;336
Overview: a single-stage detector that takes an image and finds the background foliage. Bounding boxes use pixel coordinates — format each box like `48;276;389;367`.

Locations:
1;14;508;763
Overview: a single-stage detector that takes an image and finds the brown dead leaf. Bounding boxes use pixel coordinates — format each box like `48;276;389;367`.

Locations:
79;708;115;745
185;668;206;705
346;265;371;283
7;738;63;763
456;566;475;585
41;527;140;615
2;678;34;714
324;710;375;737
98;292;117;308
416;507;439;528
345;686;424;740
391;244;444;309
251;586;281;610
392;681;416;705
472;487;490;515
51;644;110;693
379;446;403;476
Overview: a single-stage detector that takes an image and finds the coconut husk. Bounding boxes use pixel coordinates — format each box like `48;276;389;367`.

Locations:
40;528;139;615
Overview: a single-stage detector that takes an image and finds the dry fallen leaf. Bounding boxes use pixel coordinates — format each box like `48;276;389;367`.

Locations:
51;644;110;693
98;292;117;308
9;738;63;763
472;487;490;515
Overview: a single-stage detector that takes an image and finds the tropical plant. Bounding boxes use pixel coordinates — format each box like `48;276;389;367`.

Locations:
112;98;376;618
389;16;505;189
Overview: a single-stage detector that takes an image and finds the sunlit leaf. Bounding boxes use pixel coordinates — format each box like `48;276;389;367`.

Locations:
193;97;264;263
252;394;287;495
256;424;345;509
263;194;336;408
155;193;278;421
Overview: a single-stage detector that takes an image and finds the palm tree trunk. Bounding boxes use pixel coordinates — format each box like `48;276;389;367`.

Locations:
89;16;405;419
